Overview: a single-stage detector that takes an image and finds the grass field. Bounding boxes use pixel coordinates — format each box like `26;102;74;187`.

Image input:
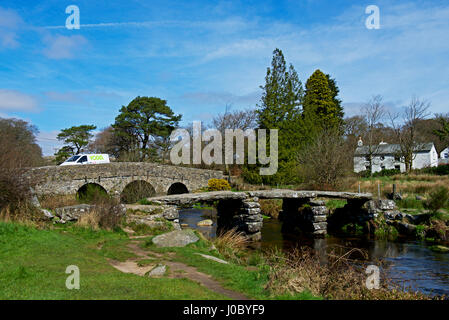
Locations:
0;222;226;300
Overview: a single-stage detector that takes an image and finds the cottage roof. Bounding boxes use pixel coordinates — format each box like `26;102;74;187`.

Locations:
354;142;434;156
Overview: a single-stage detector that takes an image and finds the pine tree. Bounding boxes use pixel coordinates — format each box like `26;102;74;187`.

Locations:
253;48;304;184
257;49;303;130
303;70;343;132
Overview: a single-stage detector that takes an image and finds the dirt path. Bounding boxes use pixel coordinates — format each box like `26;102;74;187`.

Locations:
108;240;249;300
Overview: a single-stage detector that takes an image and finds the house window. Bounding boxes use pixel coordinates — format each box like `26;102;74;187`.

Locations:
380;156;385;161
394;155;401;161
395;165;400;170
365;156;370;162
445;153;449;159
381;165;386;170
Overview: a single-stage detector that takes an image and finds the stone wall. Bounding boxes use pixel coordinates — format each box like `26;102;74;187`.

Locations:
21;162;224;196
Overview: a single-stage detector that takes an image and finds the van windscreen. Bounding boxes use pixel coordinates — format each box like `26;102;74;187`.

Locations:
66;156;81;162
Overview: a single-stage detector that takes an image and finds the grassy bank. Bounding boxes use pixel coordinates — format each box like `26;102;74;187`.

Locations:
0;222;226;299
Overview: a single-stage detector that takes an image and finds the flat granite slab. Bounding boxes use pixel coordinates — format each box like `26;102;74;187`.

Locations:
146;189;372;205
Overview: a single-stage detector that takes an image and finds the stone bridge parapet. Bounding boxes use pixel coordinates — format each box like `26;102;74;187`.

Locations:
21;162;224;197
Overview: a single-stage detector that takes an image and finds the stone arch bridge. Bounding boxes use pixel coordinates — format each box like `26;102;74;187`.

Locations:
21;162;224;198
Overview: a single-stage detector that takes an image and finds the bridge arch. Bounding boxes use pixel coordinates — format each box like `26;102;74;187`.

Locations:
76;183;108;201
120;180;156;204
167;182;189;195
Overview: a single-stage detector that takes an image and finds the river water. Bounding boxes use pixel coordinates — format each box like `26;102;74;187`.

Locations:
179;208;449;297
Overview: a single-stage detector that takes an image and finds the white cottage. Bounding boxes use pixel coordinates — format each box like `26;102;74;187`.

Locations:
354;139;438;173
439;147;449;165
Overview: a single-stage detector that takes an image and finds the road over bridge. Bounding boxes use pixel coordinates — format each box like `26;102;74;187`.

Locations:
21;162;224;200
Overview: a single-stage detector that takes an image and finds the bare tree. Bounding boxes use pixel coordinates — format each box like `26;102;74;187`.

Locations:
361;95;386;173
298;127;351;190
389;96;431;172
210;107;257;174
211;106;257;133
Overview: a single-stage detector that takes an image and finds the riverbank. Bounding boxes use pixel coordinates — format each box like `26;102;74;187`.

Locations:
0;217;439;300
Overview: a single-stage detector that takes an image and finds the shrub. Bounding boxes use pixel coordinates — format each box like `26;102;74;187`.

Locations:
419;164;449;176
0;169;42;222
214;228;248;263
208;178;231;191
78;197;124;230
259;199;282;219
424;186;449;213
264;247;429;300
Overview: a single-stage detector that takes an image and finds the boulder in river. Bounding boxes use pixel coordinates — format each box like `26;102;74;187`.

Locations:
197;219;213;226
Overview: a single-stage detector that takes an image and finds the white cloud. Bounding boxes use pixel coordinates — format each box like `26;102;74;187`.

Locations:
180;91;260;106
0;7;23;48
42;35;88;59
0;89;38;112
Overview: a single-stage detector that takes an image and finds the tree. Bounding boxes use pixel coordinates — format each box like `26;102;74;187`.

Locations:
211;107;257;174
389;96;431;172
0;117;43;169
255;48;304;184
433;114;449;146
112;97;181;161
303;69;344;131
298;127;351;190
54;146;74;165
326;74;344;119
57;125;97;155
257;49;303;129
362;95;386;173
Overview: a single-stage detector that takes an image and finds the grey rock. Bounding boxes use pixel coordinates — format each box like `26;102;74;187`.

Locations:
384;210;404;220
197;219;213;226
31;194;41;208
242;201;260;209
310;206;328;216
313;215;327;222
313;222;327;231
195;253;228;264
148;264;166;277
162;206;179;220
41;209;54;219
394;221;418;236
246;222;263;233
309;199;325;206
54;204;94;221
415;195;424;201
245;231;262;241
152;229;199;247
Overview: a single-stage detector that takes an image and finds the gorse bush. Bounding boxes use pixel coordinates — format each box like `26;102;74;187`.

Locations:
424;186;449;213
208;178;231;191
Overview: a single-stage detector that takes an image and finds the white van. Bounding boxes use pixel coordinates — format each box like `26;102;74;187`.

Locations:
60;154;110;166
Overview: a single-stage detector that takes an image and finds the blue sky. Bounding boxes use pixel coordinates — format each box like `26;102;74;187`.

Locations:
0;0;448;155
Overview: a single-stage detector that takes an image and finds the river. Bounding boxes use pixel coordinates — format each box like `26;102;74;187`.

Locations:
179;207;449;297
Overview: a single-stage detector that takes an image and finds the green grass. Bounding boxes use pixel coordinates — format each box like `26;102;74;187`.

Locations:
0;222;226;299
143;235;317;300
325;199;347;210
396;197;424;210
